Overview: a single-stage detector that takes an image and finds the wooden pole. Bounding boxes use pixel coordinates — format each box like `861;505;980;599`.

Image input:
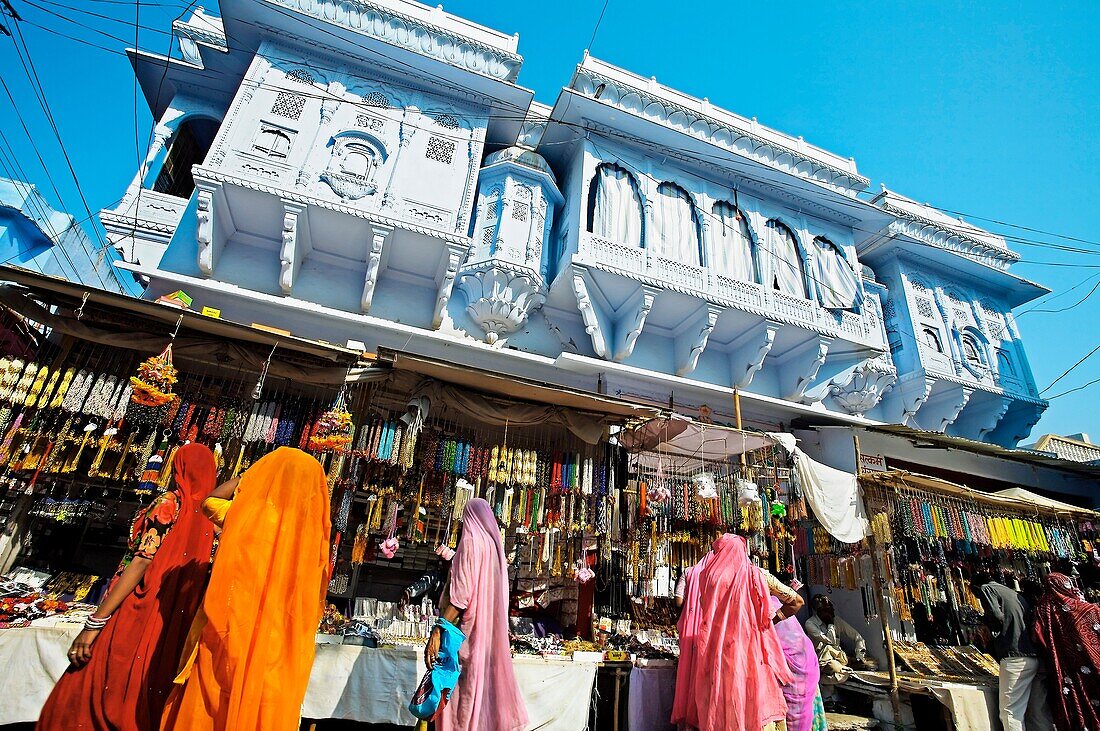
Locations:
854;434;903;727
734;389;747;468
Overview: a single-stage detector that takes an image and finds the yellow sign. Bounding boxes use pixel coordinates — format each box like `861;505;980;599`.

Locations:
201;306;221;318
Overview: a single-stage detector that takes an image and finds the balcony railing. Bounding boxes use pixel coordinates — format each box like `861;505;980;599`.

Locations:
577;231;886;348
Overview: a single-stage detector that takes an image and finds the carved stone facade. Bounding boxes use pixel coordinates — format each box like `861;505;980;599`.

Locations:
114;1;1048;451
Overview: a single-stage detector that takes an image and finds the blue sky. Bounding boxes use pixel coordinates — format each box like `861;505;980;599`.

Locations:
1;0;1097;441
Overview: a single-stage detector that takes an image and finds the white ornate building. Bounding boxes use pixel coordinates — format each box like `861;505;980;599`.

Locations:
107;0;1047;446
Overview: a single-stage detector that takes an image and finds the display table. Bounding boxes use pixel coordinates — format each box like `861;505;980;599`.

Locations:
0;625;598;730
0;624;77;724
627;665;677;731
849;670;998;731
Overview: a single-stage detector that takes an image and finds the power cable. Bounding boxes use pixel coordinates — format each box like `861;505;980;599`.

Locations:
1040;344;1100;395
1046;375;1100;401
3;8;115;289
1023;277;1100;316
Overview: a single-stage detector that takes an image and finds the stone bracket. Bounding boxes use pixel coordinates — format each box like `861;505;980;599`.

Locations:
278;201;311;295
611;285;660;362
360;224;392;314
432;243;468;330
949;391;1012;442
882;374;935;426
987;400;1047;448
729;320;781;389
675;304;723;377
196;184;222;277
913;382;973;432
571;267;610;359
778;334;832;402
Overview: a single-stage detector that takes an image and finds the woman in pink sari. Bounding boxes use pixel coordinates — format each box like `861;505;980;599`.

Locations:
768;589;824;731
425;498;527;731
673;534;792;731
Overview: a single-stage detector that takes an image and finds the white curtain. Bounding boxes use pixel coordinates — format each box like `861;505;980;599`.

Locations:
652;183;700;264
710;202;754;281
812;237;860;310
761;222;807;297
592;165;643;246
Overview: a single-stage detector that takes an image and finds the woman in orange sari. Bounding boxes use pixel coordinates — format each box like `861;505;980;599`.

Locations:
159;447;331;731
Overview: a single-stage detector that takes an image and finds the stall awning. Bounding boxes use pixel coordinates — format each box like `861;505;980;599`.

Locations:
0;265;365;385
375;348;661;423
860;469;1098;517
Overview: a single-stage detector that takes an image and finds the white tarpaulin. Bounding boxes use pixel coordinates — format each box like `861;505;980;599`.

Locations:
992;487;1096;516
0;625;598;730
770;433;870;543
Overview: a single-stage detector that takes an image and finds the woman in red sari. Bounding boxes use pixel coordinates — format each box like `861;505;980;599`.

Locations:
1031;572;1100;730
38;442;218;731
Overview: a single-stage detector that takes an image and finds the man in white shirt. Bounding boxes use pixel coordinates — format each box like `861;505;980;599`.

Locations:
805;594;869;685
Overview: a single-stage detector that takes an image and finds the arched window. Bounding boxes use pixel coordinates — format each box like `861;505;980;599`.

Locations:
340;143;375;178
652;182;701;265
922;327;943;353
153;117;219;199
588;163;643;247
710;202;754;281
320;133;386;200
961;335;983;367
761;220;808;298
812;236;860;310
254;127;293;159
997;350;1015;376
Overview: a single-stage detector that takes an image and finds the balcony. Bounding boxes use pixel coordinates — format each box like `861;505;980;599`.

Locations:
574;231;886;350
100;189;189;268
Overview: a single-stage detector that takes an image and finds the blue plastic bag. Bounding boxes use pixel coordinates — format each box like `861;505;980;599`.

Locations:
409;618;465;720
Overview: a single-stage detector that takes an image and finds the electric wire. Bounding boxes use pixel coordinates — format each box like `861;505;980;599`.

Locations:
1040;344;1100;395
2;8;116;289
16;0;1100;263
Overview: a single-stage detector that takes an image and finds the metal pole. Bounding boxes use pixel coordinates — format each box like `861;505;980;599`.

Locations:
854;434;903;727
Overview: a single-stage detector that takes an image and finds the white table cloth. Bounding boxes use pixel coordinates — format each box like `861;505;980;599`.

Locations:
0;623;81;724
0;625;598;730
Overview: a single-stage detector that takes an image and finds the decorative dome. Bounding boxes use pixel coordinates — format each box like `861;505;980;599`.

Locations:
483;146;555;182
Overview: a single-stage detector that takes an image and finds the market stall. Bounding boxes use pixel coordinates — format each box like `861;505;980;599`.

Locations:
799;466;1099;729
0;266;672;728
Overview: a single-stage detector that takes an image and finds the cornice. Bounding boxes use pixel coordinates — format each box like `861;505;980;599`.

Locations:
916;367;1045;406
266;0;521;83
881;203;1019;268
193;166;474;246
258;31;501;111
100;210;178;235
172;19;227;49
572;69;870;194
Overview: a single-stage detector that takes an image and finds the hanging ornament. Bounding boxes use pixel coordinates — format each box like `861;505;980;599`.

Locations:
308;391;353;454
379;502;400;559
130;343;179;407
252;343;276;400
